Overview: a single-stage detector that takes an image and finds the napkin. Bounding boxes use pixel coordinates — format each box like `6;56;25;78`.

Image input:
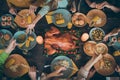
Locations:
68;60;78;78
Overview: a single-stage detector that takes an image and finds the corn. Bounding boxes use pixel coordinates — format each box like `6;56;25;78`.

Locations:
25;39;30;47
27;15;32;24
56;19;65;24
28;36;34;41
45;15;52;24
67;22;72;29
5;59;15;68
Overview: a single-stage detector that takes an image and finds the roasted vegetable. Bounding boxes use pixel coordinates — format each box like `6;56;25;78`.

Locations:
46;15;52;24
56;19;65;24
28;36;34;41
25;39;30;47
27;15;32;24
92;16;100;22
92;29;104;41
67;22;72;29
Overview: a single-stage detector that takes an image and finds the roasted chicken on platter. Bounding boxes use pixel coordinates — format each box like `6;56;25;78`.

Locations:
45;27;78;55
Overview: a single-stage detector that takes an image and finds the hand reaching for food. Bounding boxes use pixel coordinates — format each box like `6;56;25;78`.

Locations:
95;2;106;9
28;66;37;80
5;39;17;54
46;67;66;78
9;7;17;15
90;2;97;8
29;5;37;13
26;23;35;34
84;54;103;72
103;34;111;42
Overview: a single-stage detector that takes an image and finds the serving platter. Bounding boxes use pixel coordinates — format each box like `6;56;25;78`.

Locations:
83;41;97;56
18;31;37;51
4;54;30;78
94;53;116;76
52;9;71;27
87;9;107;27
51;56;73;78
14;9;36;28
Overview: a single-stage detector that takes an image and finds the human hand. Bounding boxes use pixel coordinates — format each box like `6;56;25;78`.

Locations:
96;2;105;9
86;68;96;80
103;34;111;42
103;1;111;9
26;23;35;34
115;65;120;73
29;5;37;13
47;67;66;78
83;54;102;72
70;7;76;13
92;54;102;62
5;39;17;54
90;2;97;8
9;7;17;15
28;66;37;80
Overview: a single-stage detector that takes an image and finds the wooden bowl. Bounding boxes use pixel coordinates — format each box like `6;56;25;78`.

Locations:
87;9;107;27
72;12;87;27
94;53;116;76
4;54;29;78
83;41;97;56
94;43;108;55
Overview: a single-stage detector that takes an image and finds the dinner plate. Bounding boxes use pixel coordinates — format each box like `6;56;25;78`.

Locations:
87;9;107;27
83;41;97;56
94;53;116;76
0;14;14;28
52;9;71;27
94;43;108;55
18;31;37;51
13;31;27;44
89;27;105;42
0;29;13;49
14;9;36;28
72;12;87;27
4;54;30;78
51;56;73;78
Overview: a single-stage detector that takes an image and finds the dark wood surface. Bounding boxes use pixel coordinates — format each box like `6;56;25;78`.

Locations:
0;0;120;80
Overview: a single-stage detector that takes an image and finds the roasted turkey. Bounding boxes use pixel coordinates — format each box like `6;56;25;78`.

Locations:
45;27;78;55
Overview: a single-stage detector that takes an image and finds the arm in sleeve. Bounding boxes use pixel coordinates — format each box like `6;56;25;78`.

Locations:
0;52;9;65
37;5;50;17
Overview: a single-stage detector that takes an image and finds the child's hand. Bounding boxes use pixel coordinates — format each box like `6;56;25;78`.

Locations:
87;69;96;80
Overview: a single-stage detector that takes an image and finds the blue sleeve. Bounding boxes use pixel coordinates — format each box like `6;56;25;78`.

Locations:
38;5;50;17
